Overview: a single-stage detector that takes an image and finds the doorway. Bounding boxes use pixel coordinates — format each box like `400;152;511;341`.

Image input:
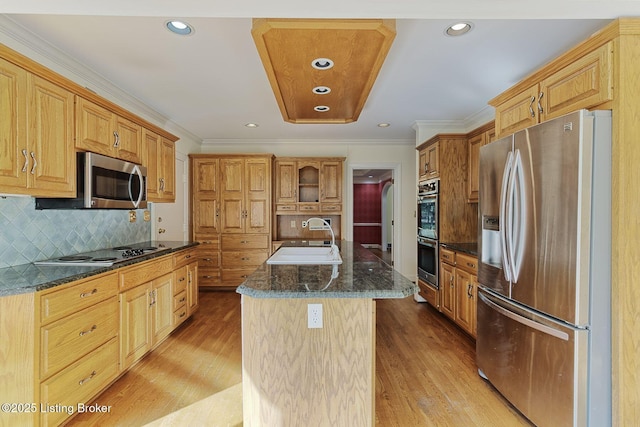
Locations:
350;167;395;265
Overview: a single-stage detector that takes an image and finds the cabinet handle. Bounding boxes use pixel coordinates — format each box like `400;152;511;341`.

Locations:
21;149;28;172
113;131;120;148
179;297;186;303
204;275;215;279
179;311;186;318
79;370;97;386
204;258;212;262
80;288;98;298
537;92;544;115
240;240;249;244
79;325;97;336
30;152;37;175
466;262;476;269
185;254;191;259
529;96;536;118
424;162;429;173
467;283;473;298
179;277;185;282
159;177;165;191
450;276;454;287
241;257;249;261
215;208;220;218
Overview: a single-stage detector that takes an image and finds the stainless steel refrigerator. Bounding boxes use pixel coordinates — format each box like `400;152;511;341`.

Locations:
476;110;611;426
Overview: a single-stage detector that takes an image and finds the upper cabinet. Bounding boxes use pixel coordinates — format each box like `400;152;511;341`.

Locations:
0;58;75;197
492;41;613;138
143;129;175;203
274;157;344;214
466;122;495;203
76;97;142;164
418;141;439;182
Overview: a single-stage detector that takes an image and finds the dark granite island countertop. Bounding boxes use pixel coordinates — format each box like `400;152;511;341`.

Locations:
0;240;198;296
236;241;417;299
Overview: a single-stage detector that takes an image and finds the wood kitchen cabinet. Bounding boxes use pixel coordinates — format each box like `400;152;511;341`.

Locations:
76;96;143;164
190;154;273;289
438;247;478;337
467;122;495;203
0;61;75;197
493;42;613;138
418;141;439;181
143;128;175;202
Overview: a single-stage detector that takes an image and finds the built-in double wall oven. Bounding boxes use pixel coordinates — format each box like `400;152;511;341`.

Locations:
418;179;439;289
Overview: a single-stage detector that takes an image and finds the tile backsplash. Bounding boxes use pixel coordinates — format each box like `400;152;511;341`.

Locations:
0;196;151;268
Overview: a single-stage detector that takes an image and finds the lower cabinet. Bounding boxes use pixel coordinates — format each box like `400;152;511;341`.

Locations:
438;247;478;337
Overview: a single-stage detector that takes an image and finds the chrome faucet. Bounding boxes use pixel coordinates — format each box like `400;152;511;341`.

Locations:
304;217;338;255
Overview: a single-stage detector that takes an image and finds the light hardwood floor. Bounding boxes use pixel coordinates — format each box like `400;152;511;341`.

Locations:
68;291;532;426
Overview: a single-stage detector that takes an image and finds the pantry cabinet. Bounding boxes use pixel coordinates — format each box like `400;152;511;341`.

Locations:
493;41;613;138
190;154;273;289
76;96;143;163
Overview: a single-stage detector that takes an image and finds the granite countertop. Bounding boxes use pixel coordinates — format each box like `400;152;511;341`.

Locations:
440;242;478;256
237;241;418;299
0;240;198;297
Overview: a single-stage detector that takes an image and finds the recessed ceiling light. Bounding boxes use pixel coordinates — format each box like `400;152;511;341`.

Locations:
378;123;391;128
314;106;330;112
166;20;194;36
311;58;334;70
245;123;259;128
312;86;332;95
445;22;473;37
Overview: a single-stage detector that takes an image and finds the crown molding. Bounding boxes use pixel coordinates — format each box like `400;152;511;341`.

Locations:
201;138;415;146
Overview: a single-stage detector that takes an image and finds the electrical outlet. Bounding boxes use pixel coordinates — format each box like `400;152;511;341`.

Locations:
308;303;323;329
129;210;137;223
290;220;296;228
143;210;151;222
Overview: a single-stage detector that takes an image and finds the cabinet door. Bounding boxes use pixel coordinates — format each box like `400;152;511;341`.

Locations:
220;158;245;233
418;149;428;181
159;137;175;201
275;160;297;203
540;41;613;121
494;85;539;138
114;115;142;163
320;161;342;204
425;142;439;179
120;283;152;370
187;262;199;315
192;158;220;235
151;273;173;345
143;129;161;200
245;158;270;234
467;132;486;203
440;261;455;319
76;97;116;156
28;75;75;197
455;268;475;336
0;59;28;192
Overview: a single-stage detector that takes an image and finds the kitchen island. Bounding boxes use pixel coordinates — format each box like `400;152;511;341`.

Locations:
237;241;417;426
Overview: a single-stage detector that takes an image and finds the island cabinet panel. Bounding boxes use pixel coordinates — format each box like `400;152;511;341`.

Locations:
242;296;375;426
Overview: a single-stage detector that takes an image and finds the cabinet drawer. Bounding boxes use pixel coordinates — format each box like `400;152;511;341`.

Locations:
173;249;196;269
119;255;173;290
456;253;478;274
221;250;269;268
440;248;456;265
221;234;269;250
40;273;117;325
321;203;341;212
298;203;319;212
276;203;297;212
174;265;188;294
40;297;118;380
417;279;439;309
173;290;187;311
40;337;118;427
173;306;188;326
197;252;220;268
195;237;220;250
221;268;258;286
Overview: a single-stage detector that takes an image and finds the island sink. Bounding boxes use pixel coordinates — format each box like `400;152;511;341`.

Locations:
266;246;342;265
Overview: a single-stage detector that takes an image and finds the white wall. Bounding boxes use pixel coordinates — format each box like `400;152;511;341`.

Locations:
199;141;417;279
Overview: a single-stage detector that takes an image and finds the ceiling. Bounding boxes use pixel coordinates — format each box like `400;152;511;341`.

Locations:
1;2;637;145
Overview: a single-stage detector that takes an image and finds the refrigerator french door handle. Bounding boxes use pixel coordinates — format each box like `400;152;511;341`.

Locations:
500;151;514;282
510;149;526;283
478;290;569;341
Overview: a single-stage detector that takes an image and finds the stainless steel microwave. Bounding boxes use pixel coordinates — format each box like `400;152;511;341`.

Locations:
36;152;147;209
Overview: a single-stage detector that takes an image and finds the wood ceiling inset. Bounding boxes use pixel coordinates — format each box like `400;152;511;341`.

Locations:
252;18;396;124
